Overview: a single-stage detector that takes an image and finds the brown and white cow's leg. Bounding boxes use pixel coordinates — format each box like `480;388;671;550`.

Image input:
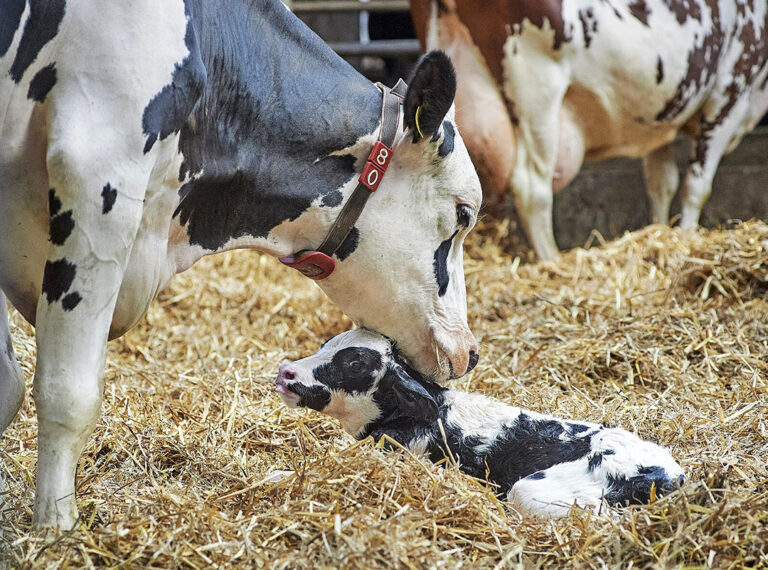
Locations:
642;143;679;225
679;100;751;229
0;290;25;435
505;50;571;261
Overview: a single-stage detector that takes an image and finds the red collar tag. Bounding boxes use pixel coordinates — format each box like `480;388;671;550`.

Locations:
359;141;393;192
278;251;336;280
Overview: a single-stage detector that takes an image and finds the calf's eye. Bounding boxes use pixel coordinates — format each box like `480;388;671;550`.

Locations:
347;360;365;374
456;204;473;228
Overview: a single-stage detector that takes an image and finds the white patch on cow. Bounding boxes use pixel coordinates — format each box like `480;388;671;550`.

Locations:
442;390;522;444
508;426;684;517
590;428;683;481
323;390;382;438
508;458;607;517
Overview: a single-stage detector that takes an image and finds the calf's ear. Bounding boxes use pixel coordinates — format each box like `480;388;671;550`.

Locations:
404;51;457;143
388;366;438;423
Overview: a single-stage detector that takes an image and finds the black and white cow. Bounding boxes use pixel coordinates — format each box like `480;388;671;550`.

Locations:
277;329;684;517
0;0;482;528
411;0;768;260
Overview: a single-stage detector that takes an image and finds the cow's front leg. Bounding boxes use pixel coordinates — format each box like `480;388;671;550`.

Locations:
504;43;570;261
642;143;679;225
32;148;146;529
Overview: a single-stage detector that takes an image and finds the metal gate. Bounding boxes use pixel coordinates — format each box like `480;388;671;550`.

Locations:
288;0;421;84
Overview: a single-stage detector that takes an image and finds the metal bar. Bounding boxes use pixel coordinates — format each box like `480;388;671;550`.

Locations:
328;39;421;56
292;1;411;13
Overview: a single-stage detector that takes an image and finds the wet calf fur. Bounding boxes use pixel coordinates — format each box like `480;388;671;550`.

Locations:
277;329;684;517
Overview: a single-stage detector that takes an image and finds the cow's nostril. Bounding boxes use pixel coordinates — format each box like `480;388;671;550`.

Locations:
279;364;297;381
467;350;479;372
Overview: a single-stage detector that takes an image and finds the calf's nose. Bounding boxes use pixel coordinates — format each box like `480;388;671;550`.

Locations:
278;363;297;381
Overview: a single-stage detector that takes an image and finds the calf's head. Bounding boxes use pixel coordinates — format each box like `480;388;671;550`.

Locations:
316;52;482;381
275;329;439;437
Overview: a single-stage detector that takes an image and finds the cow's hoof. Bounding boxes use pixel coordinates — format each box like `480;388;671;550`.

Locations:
32;498;79;531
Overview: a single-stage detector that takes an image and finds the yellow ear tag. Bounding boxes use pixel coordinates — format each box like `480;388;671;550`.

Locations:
414;105;425;139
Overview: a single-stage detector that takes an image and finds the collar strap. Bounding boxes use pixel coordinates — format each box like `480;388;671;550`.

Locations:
279;78;407;280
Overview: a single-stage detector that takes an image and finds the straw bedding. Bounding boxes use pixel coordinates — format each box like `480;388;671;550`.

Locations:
1;220;767;568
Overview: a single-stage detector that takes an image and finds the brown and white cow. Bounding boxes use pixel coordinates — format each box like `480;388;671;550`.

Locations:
412;0;768;259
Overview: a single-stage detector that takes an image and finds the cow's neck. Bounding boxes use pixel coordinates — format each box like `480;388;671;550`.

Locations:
173;0;381;263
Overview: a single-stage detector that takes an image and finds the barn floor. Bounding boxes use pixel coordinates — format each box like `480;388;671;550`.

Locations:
2;220;767;568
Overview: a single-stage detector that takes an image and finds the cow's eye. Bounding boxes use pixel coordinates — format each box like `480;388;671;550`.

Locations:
456;204;473;228
347;360;365;374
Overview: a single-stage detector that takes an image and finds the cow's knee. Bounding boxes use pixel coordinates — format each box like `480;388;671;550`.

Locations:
0;292;25;434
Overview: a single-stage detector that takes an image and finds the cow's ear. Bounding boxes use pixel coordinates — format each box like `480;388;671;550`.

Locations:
382;365;439;423
404;51;456;143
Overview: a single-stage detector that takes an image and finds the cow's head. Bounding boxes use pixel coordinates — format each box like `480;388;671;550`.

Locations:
317;52;481;381
275;329;439;437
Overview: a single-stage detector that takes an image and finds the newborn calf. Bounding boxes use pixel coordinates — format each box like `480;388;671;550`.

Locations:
276;330;684;517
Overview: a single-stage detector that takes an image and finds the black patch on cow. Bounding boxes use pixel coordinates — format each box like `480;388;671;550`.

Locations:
404;51;456;142
49;209;74;245
362;372;445;444
605;465;678;506
41;258;76;303
567;423;590;435
27;61;57;102
288;383;331;411
628;0;650;26
172;0;380;250
61;291;81;311
656;56;664;84
527;471;546;480
578;8;598;48
335;227;359;261
433;231;457;297
0;0;26;58
312;346;382;394
475;414;593;496
9;0;66;83
438;121;454;157
662;0;701;25
588;449;615;471
101;183;117;214
142;8;206;154
48;188;61;215
321;189;343;207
